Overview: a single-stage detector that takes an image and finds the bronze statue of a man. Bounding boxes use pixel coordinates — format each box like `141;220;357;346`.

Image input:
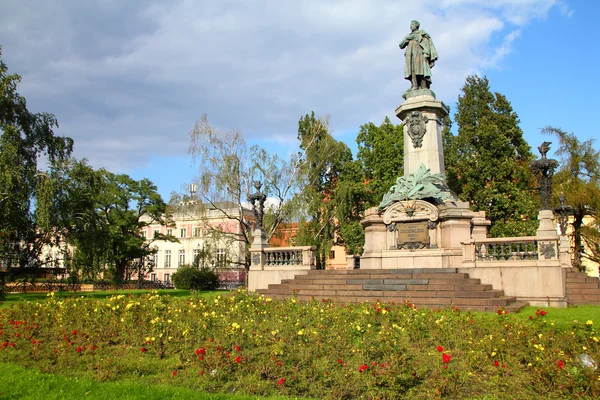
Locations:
399;20;438;90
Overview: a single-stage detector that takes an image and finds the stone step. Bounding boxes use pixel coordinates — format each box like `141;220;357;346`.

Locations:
261;288;506;299
567;282;600;290
292;272;471;280
567;276;599;283
272;283;493;292
567;294;600;302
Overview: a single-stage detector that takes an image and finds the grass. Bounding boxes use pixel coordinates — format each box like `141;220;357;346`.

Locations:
517;305;600;329
1;291;599;398
0;289;227;309
0;362;297;400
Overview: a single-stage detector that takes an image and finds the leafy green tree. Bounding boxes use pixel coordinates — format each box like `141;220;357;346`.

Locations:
543;126;600;271
95;171;175;282
0;47;73;271
187;114;308;269
330;158;368;256
356;117;404;207
447;75;539;237
294;112;353;267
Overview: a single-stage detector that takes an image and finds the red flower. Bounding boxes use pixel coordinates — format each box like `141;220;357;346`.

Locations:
235;356;241;363
141;347;147;353
337;359;343;364
436;346;444;353
76;347;82;353
358;364;369;372
497;309;503;315
371;361;377;366
72;330;78;335
234;345;241;352
325;371;329;376
172;370;177;376
277;378;286;385
558;360;564;370
196;348;206;355
443;365;448;369
199;355;204;360
541;310;547;316
199;371;204;376
276;361;283;366
494;361;500;367
442;353;451;363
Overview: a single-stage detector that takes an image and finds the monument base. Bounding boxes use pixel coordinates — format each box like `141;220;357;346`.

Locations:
360;200;477;270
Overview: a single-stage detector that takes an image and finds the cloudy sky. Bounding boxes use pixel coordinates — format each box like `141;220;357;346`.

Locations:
1;0;596;200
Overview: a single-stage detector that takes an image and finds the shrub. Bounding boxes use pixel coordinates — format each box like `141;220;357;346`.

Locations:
171;265;219;291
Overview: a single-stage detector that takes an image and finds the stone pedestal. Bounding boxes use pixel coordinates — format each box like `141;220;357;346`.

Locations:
395;94;449;177
536;210;558;238
249;229;269;271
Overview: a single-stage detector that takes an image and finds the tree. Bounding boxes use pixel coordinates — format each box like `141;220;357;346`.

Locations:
293;112;353;268
187;114;307;269
447;75;539;237
543;126;600;271
0;47;73;271
356;117;404;208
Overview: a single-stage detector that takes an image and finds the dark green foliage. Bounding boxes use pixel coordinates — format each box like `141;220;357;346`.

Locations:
543;126;600;271
447;75;539;237
356;117;404;207
171;265;220;290
294;112;353;267
0;47;73;269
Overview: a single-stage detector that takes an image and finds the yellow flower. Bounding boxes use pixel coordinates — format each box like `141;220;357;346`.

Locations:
297;330;304;336
491;352;497;357
586;320;594;326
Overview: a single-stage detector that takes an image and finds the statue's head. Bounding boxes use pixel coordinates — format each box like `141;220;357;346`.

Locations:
410;20;420;31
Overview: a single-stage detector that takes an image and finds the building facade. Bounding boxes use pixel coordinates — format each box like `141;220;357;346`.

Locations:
140;203;255;286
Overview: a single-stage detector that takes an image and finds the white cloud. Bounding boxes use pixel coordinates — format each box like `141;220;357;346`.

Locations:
0;0;562;171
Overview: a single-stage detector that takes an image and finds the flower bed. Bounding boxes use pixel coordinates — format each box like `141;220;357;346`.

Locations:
0;291;598;399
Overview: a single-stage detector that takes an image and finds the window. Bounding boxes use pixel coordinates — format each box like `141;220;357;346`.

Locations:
178;250;185;266
151;273;157;282
216;248;227;267
164;274;170;283
164;250;171;268
193;248;200;264
153;229;160;239
140;230;147;238
180;228;187;238
166;229;173;236
329;250;335;259
193;227;202;237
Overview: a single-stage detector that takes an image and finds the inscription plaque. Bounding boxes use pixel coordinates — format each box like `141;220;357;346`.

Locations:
396;221;430;250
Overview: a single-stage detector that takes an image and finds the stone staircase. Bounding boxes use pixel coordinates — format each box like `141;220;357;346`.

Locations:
566;268;600;305
258;268;528;313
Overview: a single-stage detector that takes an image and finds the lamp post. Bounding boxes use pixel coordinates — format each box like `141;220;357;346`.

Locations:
554;195;573;236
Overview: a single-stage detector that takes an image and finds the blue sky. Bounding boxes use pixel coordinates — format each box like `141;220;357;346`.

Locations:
1;0;596;202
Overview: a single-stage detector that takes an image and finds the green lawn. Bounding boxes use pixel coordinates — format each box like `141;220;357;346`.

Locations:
0;362;298;400
0;289;227;309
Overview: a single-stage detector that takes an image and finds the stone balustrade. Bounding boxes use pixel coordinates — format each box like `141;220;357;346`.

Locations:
462;236;561;264
248;246;316;291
